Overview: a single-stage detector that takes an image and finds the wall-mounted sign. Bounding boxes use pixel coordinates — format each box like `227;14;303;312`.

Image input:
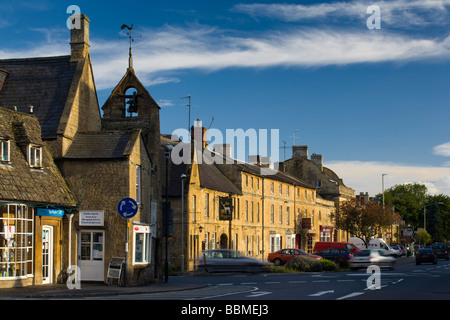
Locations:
219;197;233;221
80;210;104;226
37;208;64;217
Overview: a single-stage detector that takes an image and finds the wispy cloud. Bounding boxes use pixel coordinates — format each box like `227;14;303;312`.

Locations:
326;160;450;196
233;0;450;28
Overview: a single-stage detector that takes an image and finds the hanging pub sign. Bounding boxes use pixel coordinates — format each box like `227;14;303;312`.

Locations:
219;197;233;221
302;218;311;230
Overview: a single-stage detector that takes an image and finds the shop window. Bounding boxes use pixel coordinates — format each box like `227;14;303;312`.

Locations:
0;204;34;279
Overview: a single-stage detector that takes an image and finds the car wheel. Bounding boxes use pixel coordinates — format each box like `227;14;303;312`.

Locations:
273;258;282;266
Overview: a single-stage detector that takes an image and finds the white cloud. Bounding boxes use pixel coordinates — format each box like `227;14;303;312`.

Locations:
325;160;450;196
233;0;450;27
433;142;450;157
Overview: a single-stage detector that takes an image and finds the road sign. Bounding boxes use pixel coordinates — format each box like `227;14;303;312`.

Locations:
117;197;138;219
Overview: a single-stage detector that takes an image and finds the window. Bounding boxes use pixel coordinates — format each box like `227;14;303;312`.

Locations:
245;200;248;221
257;202;260;223
136;166;141;204
279;206;283;224
314;180;322;188
192;195;196;222
0;140;10;162
205;193;209;218
286;207;290;225
245;175;248;187
0;204;34;278
28;145;42;168
279;184;282;195
271;182;274;194
271;204;274;224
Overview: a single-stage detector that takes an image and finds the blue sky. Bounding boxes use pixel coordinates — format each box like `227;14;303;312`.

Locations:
2;0;450;196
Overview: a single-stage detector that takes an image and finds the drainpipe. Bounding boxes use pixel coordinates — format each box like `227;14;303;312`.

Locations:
67;214;74;267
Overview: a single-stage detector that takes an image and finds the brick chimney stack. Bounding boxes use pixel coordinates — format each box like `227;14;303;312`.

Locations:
70;14;90;61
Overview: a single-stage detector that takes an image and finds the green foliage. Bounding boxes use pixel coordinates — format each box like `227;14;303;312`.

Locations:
320;259;337;271
285;255;323;272
415;230;432;245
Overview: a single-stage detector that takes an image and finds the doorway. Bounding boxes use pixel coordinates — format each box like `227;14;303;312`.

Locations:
42;226;53;284
220;234;228;249
78;230;104;281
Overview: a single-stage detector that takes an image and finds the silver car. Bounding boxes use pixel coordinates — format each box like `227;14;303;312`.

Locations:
196;249;268;273
349;249;396;270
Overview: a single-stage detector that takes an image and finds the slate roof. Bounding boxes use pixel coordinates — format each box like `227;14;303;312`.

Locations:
64;132;136;159
0;108;76;207
0;56;77;140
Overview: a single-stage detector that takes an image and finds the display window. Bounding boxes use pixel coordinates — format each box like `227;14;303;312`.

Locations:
133;225;151;265
0;204;34;279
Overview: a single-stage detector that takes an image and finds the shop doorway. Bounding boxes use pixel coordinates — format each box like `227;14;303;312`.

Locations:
78;230;104;281
42;226;53;284
220;234;228;249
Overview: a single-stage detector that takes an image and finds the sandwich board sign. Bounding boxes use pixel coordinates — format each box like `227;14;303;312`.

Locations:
117;197;138;219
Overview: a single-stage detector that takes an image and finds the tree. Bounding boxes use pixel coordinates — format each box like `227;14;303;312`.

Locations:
334;200;395;247
378;183;427;227
415;230;431;245
425;194;450;242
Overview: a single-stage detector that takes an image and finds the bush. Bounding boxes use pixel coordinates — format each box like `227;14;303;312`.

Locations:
285;255;323;272
320;259;337;271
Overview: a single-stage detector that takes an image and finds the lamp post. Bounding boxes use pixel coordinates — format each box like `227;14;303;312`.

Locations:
423;202;444;232
164;144;173;283
180;173;186;273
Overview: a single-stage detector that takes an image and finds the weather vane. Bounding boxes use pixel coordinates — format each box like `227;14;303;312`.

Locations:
120;24;140;69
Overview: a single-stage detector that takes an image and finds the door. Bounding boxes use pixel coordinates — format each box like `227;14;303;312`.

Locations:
42;226;53;284
78;230;104;281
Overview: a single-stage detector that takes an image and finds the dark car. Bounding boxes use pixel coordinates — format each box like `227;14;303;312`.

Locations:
314;248;353;265
431;242;449;260
415;248;437;265
268;248;321;266
196;249;268;273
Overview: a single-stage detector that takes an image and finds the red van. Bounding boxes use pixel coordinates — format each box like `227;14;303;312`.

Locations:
313;241;360;255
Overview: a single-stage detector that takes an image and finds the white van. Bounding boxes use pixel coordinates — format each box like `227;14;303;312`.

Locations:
368;238;399;257
348;237;367;250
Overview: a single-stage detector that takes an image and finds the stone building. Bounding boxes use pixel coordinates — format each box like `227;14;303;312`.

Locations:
284;145;355;242
163;121;336;272
0;108;76;287
0;14;162;286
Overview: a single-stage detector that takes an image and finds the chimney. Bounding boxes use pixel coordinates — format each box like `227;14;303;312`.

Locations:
249;155;270;167
311;153;323;171
191;119;207;149
70;14;90;61
214;144;232;158
0;68;9;92
292;145;308;159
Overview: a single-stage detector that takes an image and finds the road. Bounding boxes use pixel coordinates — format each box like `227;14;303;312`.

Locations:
90;257;450;301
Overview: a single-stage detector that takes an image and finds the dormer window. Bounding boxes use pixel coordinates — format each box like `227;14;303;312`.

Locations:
28;145;42;168
0;139;10;162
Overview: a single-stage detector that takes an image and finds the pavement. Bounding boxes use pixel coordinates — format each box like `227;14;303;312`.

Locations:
0;277;208;299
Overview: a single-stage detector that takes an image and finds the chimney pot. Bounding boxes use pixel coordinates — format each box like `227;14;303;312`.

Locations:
292;145;309;159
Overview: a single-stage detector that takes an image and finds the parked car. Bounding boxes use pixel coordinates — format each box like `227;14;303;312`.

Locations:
313;241;360;255
392;245;406;257
415;248;437;265
349;249;396;270
196;249;268;273
314;248;353;265
431;242;449;260
268;248;321;266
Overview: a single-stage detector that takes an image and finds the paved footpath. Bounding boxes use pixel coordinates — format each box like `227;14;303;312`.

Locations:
0;280;207;299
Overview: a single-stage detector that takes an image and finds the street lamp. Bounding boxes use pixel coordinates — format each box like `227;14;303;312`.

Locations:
164;144;173;283
180;173;186;273
423;202;444;231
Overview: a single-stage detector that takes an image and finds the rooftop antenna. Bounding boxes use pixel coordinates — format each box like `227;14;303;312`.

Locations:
290;129;299;146
280;140;287;161
120;24;141;69
180;95;192;133
208;116;214;129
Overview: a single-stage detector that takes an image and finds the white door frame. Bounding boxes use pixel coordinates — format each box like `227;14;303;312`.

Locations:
42;225;53;284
